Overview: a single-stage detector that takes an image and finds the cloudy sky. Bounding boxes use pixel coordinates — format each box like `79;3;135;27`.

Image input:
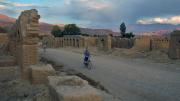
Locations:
0;0;180;32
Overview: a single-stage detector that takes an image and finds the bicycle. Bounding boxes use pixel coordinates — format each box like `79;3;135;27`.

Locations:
84;59;92;70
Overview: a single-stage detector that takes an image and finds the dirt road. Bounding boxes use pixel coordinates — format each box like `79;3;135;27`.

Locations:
40;49;180;101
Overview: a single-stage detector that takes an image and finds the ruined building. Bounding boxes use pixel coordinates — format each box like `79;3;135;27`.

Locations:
97;35;112;51
169;30;180;59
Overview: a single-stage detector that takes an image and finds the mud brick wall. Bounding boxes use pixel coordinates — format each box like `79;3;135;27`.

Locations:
134;36;151;51
97;35;112;51
84;37;97;47
169;30;180;59
0;33;8;43
112;37;134;49
21;44;38;67
150;38;169;51
16;44;38;80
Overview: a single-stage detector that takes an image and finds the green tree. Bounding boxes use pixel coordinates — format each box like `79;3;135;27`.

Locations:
63;24;81;35
120;22;126;37
124;32;135;38
51;25;62;37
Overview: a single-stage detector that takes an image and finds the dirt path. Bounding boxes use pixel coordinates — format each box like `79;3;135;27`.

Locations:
40;48;180;101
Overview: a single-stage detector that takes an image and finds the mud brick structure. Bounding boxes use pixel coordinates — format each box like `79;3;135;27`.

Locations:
0;33;8;43
43;35;97;48
8;9;40;80
48;76;102;101
150;37;169;51
112;37;134;49
0;33;9;55
169;30;180;59
134;36;151;51
63;35;86;48
97;35;112;51
30;64;56;84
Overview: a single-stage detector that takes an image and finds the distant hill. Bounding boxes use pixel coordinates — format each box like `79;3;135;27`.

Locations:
0;14;16;27
0;14;118;36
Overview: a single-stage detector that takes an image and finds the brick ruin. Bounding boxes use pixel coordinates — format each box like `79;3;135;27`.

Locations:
134;35;170;52
0;33;9;55
112;37;134;49
150;37;169;51
97;35;112;51
2;9;103;101
43;35;98;48
8;9;41;80
169;30;180;59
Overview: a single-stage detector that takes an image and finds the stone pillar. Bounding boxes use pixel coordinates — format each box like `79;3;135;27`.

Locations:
15;9;40;80
107;35;112;50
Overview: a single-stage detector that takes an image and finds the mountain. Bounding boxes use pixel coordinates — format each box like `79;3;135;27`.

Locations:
80;28;119;35
0;14;118;36
0;14;16;27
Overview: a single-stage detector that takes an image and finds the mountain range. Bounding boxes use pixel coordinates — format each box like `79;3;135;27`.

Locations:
0;14;118;36
0;14;179;36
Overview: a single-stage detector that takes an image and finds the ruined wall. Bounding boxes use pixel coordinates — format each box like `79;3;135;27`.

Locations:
150;37;169;51
84;36;97;47
134;36;170;51
0;33;9;54
44;35;97;48
8;9;40;80
0;33;8;43
169;30;180;59
112;37;134;49
97;35;112;51
134;36;151;51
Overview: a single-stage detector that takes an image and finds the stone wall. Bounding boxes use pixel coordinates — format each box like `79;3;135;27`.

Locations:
63;35;85;48
97;35;112;51
134;36;151;51
150;37;169;51
0;33;8;43
134;36;170;51
112;37;134;49
0;33;9;54
43;36;63;48
8;9;40;80
43;35;97;48
169;30;180;59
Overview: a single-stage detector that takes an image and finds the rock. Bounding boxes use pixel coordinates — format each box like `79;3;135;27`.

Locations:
48;76;102;101
30;64;56;84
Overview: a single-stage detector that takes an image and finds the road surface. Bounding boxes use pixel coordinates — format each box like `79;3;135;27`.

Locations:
40;49;180;101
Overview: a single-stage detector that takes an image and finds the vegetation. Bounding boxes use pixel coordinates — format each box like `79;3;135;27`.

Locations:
51;25;62;37
120;22;135;38
63;24;81;35
124;32;135;38
81;33;89;36
120;22;126;37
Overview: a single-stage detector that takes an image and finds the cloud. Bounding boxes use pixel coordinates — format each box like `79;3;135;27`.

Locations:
1;0;180;31
0;4;6;10
65;0;111;10
0;1;49;8
11;2;35;7
137;16;180;25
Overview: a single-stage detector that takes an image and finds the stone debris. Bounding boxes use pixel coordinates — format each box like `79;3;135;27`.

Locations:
30;64;56;84
48;76;102;101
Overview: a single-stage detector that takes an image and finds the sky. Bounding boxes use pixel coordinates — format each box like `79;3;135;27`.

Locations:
0;0;180;32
